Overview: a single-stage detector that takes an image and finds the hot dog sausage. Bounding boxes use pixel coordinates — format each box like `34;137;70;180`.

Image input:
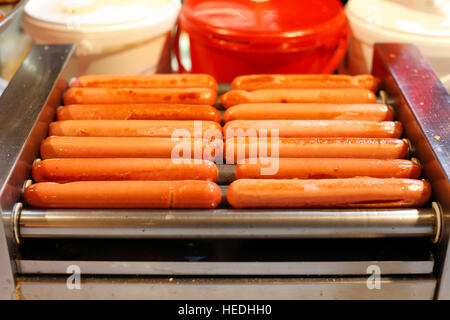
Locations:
220;89;377;108
71;74;217;90
40;136;222;161
49;120;223;138
32;158;218;182
57;104;222;123
224;138;408;163
236;158;421;179
223;120;402;138
64;88;218;106
232;74;380;92
223;103;393;122
227;178;431;208
25;180;222;209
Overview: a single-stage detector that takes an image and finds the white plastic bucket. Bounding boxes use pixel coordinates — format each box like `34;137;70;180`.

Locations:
346;0;450;91
22;0;181;75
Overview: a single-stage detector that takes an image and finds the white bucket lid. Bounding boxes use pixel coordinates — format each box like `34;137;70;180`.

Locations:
346;0;450;60
23;0;180;54
346;0;450;38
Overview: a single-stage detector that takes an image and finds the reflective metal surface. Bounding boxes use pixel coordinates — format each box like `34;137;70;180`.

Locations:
16;259;434;276
0;213;15;299
217;164;236;184
373;43;450;299
16;276;436;300
19;207;437;239
0;44;75;299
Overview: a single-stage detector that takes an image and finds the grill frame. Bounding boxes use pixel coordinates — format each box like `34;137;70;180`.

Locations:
0;43;448;299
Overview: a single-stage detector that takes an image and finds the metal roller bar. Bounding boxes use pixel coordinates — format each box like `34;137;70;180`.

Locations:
18;206;437;239
217;164;236;184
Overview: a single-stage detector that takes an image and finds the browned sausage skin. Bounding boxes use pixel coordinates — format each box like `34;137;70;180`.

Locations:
25;181;222;209
220;89;377;108
32;158;219;182
64;87;218;106
40;136;222;161
49;120;223;138
224;137;408;163
223;120;402;138
232;74;380;92
235;158;422;179
71;74;218;90
223;103;393;122
227;178;431;208
58;104;222;122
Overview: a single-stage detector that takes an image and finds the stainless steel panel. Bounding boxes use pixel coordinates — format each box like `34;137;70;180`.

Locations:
373;43;450;300
16;259;434;276
19;207;436;239
0;44;76;300
16;276;436;300
0;216;15;299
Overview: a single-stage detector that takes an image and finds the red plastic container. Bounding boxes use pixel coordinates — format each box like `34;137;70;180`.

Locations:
176;0;350;82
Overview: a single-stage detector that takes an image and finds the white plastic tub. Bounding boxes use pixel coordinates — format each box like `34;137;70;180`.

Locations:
22;0;181;75
346;0;450;91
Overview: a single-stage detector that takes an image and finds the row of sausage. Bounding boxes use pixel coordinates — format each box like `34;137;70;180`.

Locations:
64;74;378;107
223;74;429;209
58;103;393;122
26;157;430;209
27;75;219;210
24;73;431;210
46;120;403;138
31;158;421;183
38;136;409;160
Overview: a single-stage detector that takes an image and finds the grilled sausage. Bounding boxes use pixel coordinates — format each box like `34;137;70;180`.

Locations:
40;136;222;161
25;180;222;209
57;104;222;122
32;158;218;182
71;74;217;90
64;87;217;105
223;120;402;138
227;178;431;208
224;137;408;163
220;89;377;108
235;158;421;179
49;120;222;138
232;74;380;92
223;103;393;122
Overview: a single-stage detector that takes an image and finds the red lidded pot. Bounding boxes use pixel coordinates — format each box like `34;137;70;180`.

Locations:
177;0;350;82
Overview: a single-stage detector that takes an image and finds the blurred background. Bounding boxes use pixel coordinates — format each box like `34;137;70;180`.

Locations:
1;0;449;93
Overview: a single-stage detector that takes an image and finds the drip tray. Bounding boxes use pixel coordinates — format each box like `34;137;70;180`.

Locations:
17;238;434;275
